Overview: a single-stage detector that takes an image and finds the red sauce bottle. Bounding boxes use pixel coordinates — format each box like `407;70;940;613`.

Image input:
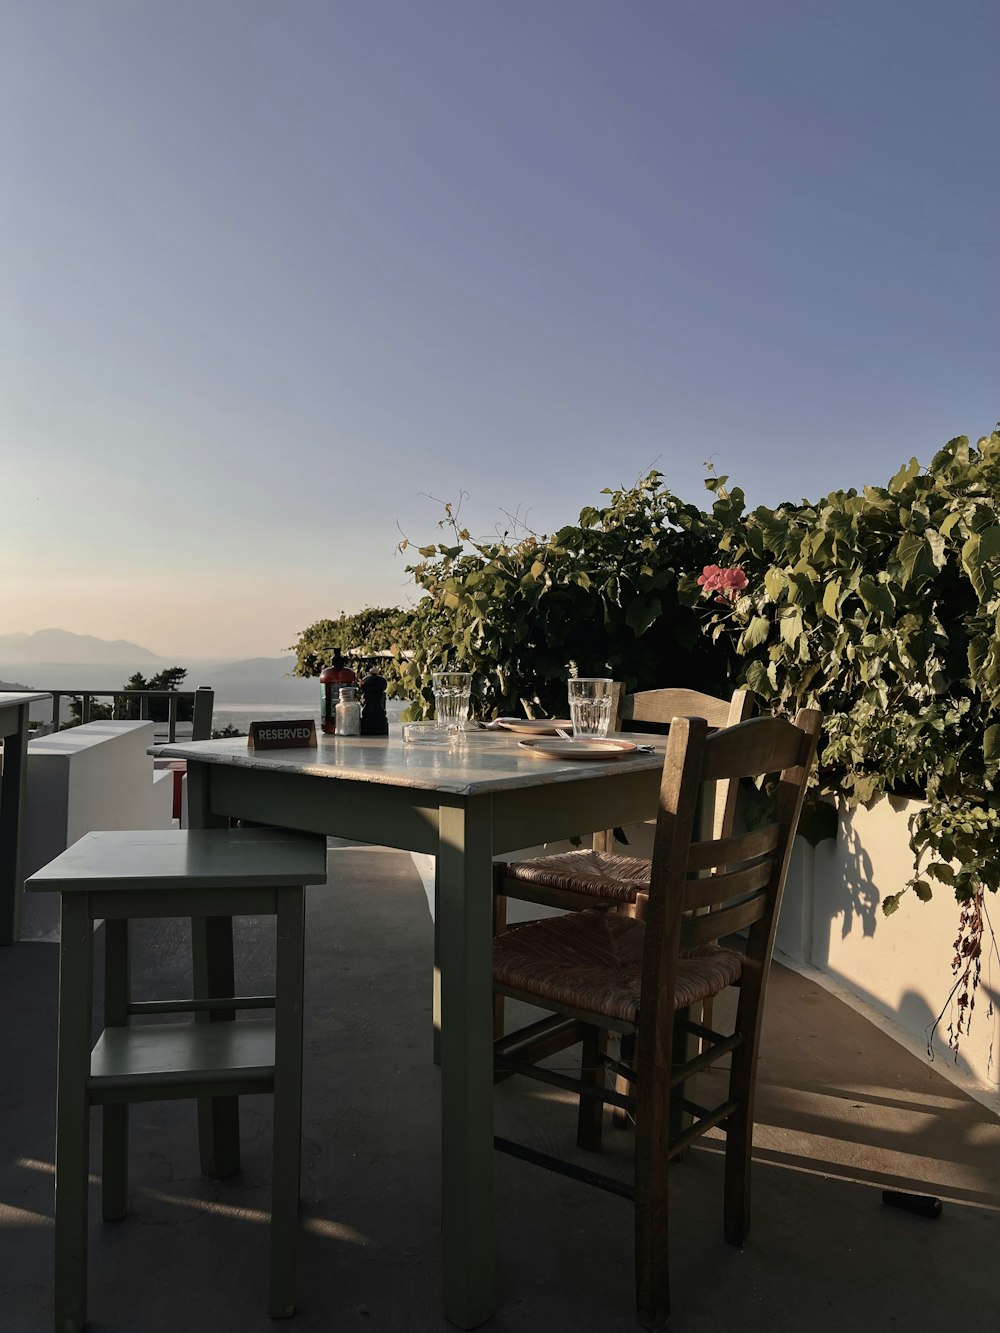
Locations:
320;649;357;734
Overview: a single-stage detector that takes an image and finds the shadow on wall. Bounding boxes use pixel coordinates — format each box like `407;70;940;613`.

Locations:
809;805;879;969
797;795;998;1089
840;813;879;942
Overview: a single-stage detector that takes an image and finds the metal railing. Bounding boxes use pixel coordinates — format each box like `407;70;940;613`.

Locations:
39;686;215;742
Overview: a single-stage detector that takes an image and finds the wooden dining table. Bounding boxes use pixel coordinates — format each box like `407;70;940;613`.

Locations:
159;726;668;1328
1;691;51;946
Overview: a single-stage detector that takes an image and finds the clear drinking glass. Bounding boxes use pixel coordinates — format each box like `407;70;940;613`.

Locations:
431;671;472;731
567;677;614;737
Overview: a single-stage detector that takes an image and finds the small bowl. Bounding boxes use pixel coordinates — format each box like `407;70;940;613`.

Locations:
403;721;454;744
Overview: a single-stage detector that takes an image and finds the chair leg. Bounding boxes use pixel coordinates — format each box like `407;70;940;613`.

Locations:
612;1032;636;1130
270;887;306;1318
576;1024;607;1151
55;895;94;1333
492;890;507;1039
634;1050;670;1329
723;1037;757;1245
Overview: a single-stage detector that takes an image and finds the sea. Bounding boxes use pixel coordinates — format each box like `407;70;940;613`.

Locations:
211;698;410;736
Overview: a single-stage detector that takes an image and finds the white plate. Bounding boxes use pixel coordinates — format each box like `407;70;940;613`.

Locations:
494;718;574;736
517;738;639;761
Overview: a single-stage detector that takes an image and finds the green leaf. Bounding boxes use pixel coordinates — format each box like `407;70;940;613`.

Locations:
624;596;662;637
763;567;786;602
925;528;947;569
913;879;934;902
822;577;842;619
856;577;895;616
962;534;991;602
977;524;1000;562
779;608;804;647
894;532;931;587
740;616;772;651
888;458;920;493
984;724;1000;762
743;659;772;697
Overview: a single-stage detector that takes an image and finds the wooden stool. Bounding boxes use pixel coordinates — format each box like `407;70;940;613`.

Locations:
26;827;329;1332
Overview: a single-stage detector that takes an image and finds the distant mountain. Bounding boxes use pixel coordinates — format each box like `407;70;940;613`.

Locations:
0;632;321;706
0;629;159;666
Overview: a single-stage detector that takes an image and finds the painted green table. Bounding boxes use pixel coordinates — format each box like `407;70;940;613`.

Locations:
0;692;51;945
159;728;668;1329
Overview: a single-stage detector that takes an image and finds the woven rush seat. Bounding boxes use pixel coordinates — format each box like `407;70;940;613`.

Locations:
493;909;743;1027
502;848;651;904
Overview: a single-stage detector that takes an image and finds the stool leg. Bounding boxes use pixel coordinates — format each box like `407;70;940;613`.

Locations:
55;894;94;1333
270;886;306;1318
102;918;130;1221
192;914;241;1177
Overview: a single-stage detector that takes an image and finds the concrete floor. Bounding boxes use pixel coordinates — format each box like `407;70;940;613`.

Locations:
2;845;999;1333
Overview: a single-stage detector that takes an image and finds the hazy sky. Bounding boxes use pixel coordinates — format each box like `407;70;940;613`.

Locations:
3;1;997;660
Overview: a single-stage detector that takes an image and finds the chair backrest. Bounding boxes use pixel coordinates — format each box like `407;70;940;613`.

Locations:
637;709;822;1066
618;687;752;734
592;686;754;851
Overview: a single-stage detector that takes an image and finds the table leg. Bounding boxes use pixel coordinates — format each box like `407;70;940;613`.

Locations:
437;796;496;1329
187;762;241;1178
0;702;30;946
433;858;442;1065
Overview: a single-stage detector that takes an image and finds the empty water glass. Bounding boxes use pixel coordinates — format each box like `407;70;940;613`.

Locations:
432;671;472;731
568;677;614;737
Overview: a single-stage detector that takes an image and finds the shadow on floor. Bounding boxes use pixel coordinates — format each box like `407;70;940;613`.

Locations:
2;847;998;1332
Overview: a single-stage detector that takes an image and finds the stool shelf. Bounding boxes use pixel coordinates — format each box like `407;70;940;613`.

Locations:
89;1018;276;1096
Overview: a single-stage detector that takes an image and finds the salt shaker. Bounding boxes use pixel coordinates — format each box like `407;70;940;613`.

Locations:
335;686;361;736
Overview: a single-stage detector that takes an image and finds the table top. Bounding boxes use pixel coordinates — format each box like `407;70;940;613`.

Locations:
159;728;668;797
0;692;51;708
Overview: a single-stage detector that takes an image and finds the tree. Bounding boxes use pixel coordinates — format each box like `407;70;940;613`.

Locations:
289;475;736;719
679;429;1000;1050
68;667;193;727
288;608;409;678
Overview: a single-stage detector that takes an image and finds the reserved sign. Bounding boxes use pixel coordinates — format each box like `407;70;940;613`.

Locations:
247;719;317;750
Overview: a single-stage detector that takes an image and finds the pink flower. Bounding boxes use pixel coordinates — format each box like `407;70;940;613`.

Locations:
697;564;748;603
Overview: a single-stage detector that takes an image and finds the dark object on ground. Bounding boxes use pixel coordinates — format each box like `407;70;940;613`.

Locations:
882;1190;943;1218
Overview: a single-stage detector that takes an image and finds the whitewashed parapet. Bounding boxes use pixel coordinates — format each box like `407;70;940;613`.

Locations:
777;795;1000;1095
22;720;174;938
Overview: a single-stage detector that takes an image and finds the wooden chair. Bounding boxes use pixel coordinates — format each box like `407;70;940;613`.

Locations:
26;827;329;1332
492;707;822;1329
493;687;753;1045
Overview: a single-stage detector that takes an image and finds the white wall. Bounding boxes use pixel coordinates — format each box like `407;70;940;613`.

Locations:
22;720;174;938
777;796;1000;1095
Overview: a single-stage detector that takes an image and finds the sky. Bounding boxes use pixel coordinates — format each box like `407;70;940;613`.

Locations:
2;0;997;661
